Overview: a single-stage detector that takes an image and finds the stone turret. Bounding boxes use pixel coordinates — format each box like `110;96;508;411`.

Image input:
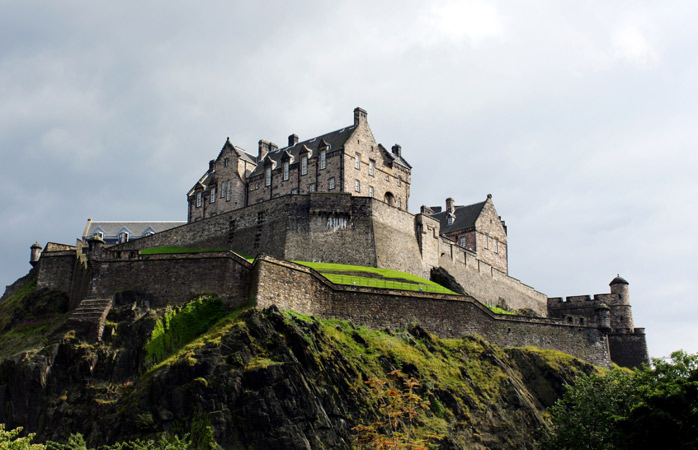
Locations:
87;235;105;261
30;242;42;266
609;275;634;331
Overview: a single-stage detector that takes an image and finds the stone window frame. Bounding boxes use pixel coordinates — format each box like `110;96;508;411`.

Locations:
369;186;374;197
283;161;290;181
220;182;226;198
226;181;231;201
309;183;316;192
369;159;375;176
460;237;466;247
196;192;202;207
329;177;335;190
397;198;401;208
301;155;308;175
320;151;326;169
355;153;361;169
265;167;272;186
355;179;360;192
210;187;216;203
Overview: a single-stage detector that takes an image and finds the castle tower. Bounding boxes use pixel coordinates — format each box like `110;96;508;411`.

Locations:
30;242;42;266
609;275;634;331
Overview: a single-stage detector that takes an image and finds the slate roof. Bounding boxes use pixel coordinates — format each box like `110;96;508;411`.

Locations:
248;126;357;177
83;221;186;240
220;139;257;165
429;201;487;234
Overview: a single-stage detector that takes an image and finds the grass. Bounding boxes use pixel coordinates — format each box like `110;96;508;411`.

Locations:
293;261;458;295
488;305;516;315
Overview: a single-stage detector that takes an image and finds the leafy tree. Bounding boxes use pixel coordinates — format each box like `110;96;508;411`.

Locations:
539;351;698;450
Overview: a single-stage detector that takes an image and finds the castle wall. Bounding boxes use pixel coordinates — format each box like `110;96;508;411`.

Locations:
89;252;252;308
252;256;612;367
608;330;649;369
37;252;75;294
439;242;548;315
473;199;508;274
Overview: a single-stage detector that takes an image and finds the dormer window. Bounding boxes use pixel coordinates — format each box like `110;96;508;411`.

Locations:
301;156;308;175
283;161;290;181
320;150;326;169
94;231;104;239
265;167;272;186
118;231;129;243
447;213;455;225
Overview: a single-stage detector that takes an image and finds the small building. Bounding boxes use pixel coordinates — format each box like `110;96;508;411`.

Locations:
81;219;186;245
424;194;508;274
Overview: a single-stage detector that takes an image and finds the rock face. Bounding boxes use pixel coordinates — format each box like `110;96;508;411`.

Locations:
0;279;596;449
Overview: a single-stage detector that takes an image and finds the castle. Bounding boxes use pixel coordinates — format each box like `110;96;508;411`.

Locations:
26;108;649;369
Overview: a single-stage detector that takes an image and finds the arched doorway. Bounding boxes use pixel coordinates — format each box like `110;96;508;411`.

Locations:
384;192;395;206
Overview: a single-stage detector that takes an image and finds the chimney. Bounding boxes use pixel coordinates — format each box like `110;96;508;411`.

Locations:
420;205;434;215
354;107;368;127
392;144;402;157
258;140;271;161
446;197;455;214
288;134;299;147
269;142;278;152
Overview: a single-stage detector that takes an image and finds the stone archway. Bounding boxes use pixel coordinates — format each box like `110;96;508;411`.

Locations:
384;192;395;206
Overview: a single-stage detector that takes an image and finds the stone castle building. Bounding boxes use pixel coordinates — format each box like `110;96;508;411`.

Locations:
26;107;649;368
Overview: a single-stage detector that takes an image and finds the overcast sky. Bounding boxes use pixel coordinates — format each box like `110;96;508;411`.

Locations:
1;0;696;358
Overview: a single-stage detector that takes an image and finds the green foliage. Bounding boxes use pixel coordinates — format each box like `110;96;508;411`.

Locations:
0;424;44;449
145;297;230;365
293;261;457;294
0;426;191;450
487;305;515;315
539;351;698;450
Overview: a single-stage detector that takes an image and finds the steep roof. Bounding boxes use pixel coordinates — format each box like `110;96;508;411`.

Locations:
429;201;487;234
248;125;356;177
83;221;186;240
219;138;257;165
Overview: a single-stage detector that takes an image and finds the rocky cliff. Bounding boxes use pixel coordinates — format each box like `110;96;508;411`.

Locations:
0;276;596;449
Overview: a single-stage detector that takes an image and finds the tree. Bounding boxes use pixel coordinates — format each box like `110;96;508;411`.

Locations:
539;351;698;450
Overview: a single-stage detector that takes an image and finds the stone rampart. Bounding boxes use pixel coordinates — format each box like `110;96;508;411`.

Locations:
252;256;612;367
89;252;252;308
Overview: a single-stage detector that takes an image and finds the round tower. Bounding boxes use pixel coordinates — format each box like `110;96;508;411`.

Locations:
30;242;42;266
609;275;634;331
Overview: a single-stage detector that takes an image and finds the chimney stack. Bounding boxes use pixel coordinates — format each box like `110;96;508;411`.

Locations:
354;107;368;127
392;144;402;157
288;134;299;147
446;197;455;214
258;140;271;161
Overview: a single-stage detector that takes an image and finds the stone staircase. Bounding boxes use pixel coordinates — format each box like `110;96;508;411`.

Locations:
66;296;114;341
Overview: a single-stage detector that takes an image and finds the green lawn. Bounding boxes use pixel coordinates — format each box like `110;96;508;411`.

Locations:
293;261;458;295
140;247;253;261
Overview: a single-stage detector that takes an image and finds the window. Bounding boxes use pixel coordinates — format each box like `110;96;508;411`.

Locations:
355;153;360;169
447;213;454;225
224;158;229;167
283;161;289;181
369;159;374;176
485;235;489;249
494;240;498;253
210;187;216;203
320;150;326;169
265;167;272;186
221;182;225;198
355;179;360;192
460;237;466;247
397;177;402;186
397;198;401;208
196;192;202;207
291;188;298;194
226;181;231;201
309;183;316;192
329;177;335;190
369;186;374;197
118;231;129;244
94;231;104;239
301;156;308;175
255;182;259;190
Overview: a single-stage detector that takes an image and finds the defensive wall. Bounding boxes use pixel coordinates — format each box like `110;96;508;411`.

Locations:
33;244;647;367
111;193;548;316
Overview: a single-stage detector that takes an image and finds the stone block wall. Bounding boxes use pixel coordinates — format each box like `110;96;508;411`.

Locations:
608;330;650;368
252;256;613;367
89;252;252;308
37;252;75;294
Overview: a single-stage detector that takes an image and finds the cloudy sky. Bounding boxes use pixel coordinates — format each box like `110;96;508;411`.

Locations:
1;0;696;358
